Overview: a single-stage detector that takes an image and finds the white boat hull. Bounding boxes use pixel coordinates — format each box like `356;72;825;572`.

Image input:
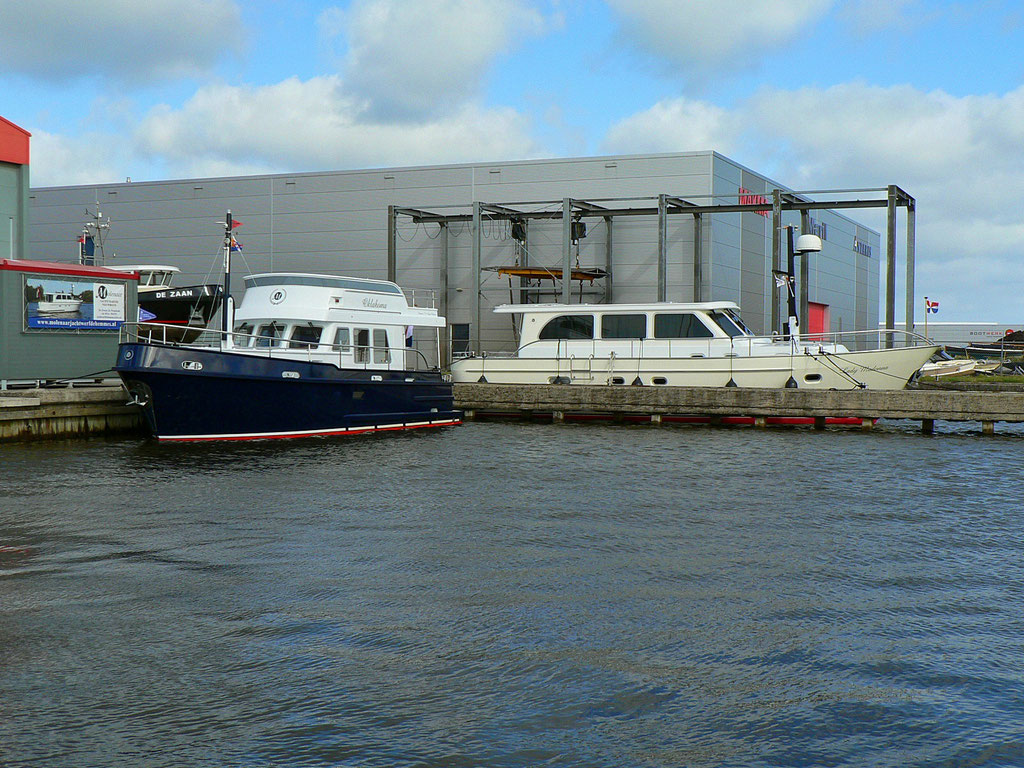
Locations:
452;345;938;390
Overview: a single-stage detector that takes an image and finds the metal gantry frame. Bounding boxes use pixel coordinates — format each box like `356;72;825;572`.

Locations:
389;185;916;354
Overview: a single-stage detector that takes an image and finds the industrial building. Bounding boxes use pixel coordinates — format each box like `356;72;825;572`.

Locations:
27;151;885;360
1;116;30;260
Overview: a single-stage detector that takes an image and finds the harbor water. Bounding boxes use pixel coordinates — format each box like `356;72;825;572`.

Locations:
3;422;1024;767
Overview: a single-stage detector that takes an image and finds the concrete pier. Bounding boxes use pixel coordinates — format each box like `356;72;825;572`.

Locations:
0;384;142;441
454;383;1024;434
4;381;1024;442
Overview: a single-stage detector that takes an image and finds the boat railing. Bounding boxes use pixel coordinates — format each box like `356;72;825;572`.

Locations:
402;288;438;309
467;327;935;362
120;322;440;372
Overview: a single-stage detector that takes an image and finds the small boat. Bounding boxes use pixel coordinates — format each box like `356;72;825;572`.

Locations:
106;264;222;343
114;212;460;442
36;290;83;314
451;301;938;390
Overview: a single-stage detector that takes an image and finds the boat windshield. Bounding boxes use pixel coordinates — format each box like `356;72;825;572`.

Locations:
709;310;750;338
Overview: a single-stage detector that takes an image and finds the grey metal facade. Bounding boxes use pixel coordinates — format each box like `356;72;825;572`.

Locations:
27;151;880;354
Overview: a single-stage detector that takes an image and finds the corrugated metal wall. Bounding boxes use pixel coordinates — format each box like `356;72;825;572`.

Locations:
27;151;880;349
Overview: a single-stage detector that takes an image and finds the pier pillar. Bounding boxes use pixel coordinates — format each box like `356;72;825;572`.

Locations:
982;420;995;435
552;411;564;423
754;416;767;429
814;416;826;430
651;413;662;425
921;419;934;435
860;418;874;431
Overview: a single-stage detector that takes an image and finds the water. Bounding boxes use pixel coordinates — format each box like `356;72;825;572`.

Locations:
3;422;1024;767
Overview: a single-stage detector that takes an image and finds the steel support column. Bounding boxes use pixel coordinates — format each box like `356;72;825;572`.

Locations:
438;222;449;367
658;194;668;301
693;213;703;302
472;201;482;353
604;216;614;303
799;210;810;332
905;197;916;341
771;190;782;334
561;198;572;304
885;185;897;348
387;204;397;282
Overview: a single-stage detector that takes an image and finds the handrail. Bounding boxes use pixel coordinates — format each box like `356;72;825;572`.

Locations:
119;322;438;372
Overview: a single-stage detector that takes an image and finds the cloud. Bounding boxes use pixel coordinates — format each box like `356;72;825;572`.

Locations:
29;130;135;187
135;76;540;176
602;98;739;155
320;0;552;120
605;0;833;74
602;82;1024;319
0;0;242;82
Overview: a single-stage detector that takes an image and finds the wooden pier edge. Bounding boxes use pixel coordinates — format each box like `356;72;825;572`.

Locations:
454;382;1024;434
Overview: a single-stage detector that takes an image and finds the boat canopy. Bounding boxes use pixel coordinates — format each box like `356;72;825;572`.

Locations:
244;273;403;295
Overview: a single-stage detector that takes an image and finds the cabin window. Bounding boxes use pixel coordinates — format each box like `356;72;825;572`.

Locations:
372;328;390;364
255;322;284;347
653;313;714;339
232;322;253;346
289;324;323;349
354;328;370;363
601;314;646;339
333;327;351;352
709;311;746;338
539;314;594;340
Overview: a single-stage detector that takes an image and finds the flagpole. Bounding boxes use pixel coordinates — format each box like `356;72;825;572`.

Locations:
924;296;928;339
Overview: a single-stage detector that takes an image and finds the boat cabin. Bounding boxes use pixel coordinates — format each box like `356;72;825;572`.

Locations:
502;301;759;357
229;273;445;371
107;265;179;290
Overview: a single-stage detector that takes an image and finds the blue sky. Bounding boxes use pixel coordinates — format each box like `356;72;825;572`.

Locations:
3;0;1024;321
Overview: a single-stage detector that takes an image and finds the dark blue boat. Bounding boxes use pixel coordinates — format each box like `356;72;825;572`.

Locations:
114;212;459;442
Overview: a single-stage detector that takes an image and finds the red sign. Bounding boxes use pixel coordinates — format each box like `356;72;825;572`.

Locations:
738;187;770;218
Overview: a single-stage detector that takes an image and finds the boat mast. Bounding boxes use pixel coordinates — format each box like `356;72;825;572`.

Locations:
221;211;233;340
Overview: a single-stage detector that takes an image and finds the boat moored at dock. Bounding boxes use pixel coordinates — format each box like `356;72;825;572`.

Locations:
115;213;460;442
451;302;938;390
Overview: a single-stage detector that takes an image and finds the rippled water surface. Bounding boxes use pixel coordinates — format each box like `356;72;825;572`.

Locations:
3;422;1024;767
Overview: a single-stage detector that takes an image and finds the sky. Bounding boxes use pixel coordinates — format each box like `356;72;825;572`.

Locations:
2;0;1024;321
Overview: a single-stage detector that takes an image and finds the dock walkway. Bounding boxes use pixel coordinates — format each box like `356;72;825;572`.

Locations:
454;383;1024;435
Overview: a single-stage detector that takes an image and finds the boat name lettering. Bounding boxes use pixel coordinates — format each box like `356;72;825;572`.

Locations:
362;298;388;309
157;289;197;299
282;371;300;379
181;361;204;371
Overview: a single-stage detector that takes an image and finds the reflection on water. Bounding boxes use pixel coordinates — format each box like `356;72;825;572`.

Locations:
3;423;1024;767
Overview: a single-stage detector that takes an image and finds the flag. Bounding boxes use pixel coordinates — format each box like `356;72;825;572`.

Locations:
231;219;243;228
925;297;939;314
139;307;157;322
772;270;791;289
230;235;243;252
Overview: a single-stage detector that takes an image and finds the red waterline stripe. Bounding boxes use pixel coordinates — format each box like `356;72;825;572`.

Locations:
156;418;462;443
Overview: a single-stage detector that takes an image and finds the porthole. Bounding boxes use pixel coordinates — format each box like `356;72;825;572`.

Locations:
610;376;625;385
804;373;823;383
652;377;668;385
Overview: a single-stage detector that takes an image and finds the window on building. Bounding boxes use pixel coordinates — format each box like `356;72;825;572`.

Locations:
539;314;594;340
653;314;714;339
601;314;646;339
452;323;471;355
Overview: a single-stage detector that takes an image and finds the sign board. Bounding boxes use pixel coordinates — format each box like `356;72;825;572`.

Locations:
24;275;127;330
